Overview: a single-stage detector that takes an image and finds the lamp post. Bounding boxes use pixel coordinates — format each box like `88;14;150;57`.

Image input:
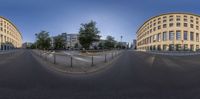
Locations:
120;36;123;49
35;34;38;49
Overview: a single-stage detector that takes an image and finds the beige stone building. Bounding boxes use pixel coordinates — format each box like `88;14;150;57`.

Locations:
0;16;22;50
137;13;200;51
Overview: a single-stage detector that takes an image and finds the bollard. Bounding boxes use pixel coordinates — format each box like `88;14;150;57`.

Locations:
105;54;107;63
53;54;56;64
112;52;114;59
70;56;73;67
91;55;94;66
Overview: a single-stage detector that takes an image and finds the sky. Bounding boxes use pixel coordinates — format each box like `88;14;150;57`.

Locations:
0;0;199;44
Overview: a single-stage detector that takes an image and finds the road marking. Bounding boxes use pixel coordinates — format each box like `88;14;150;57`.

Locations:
146;55;155;67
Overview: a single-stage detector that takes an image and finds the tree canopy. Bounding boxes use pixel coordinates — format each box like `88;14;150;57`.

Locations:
78;21;101;49
54;35;66;49
104;36;116;49
35;31;51;50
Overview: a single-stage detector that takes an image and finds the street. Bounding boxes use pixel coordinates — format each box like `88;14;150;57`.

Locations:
0;50;200;99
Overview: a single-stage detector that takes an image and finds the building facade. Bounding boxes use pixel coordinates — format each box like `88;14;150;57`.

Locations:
132;39;137;49
137;13;200;51
0;16;22;51
61;33;80;49
22;42;33;49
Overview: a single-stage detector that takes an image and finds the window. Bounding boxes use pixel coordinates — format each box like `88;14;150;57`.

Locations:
190;20;194;23
184;31;188;40
157;33;161;42
190;45;194;51
176;18;180;21
158;26;161;30
176;31;181;40
190;32;194;41
153;27;156;31
184;19;188;22
184;44;188;51
163;20;167;23
177;23;181;27
169;23;173;27
163;45;168;51
158;21;161;24
169;18;173;22
163;32;167;41
176;44;182;51
197;26;199;30
184;23;188;27
169;31;174;41
190;24;194;28
153;35;157;42
169;44;175;51
196;33;199;42
197;45;200;50
163;24;167;28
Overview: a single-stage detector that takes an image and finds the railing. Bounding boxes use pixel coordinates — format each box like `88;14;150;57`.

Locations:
32;49;124;68
0;49;19;57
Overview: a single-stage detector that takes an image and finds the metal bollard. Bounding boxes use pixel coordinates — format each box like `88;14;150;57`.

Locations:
112;52;114;59
91;55;94;66
105;54;107;63
53;54;56;64
70;56;73;67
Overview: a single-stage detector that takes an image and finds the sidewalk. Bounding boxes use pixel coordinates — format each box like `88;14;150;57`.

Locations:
146;51;200;56
31;49;124;74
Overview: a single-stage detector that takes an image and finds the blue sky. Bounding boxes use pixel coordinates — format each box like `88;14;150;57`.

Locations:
0;0;199;44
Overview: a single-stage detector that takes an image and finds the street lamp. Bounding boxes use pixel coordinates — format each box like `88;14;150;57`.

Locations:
120;36;123;49
35;34;38;49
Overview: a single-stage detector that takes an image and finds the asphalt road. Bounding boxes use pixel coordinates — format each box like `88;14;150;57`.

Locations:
0;50;200;99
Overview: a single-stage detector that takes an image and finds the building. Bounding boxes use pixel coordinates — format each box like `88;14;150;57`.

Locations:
137;13;200;51
133;39;137;49
22;42;33;49
0;16;22;51
61;33;80;49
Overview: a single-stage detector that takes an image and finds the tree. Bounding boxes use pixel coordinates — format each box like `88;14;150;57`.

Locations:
98;42;104;49
104;36;116;49
54;35;65;49
78;21;101;50
30;43;36;49
35;31;51;50
74;43;79;49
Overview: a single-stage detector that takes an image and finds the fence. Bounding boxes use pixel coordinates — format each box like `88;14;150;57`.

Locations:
0;50;19;57
32;50;123;68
